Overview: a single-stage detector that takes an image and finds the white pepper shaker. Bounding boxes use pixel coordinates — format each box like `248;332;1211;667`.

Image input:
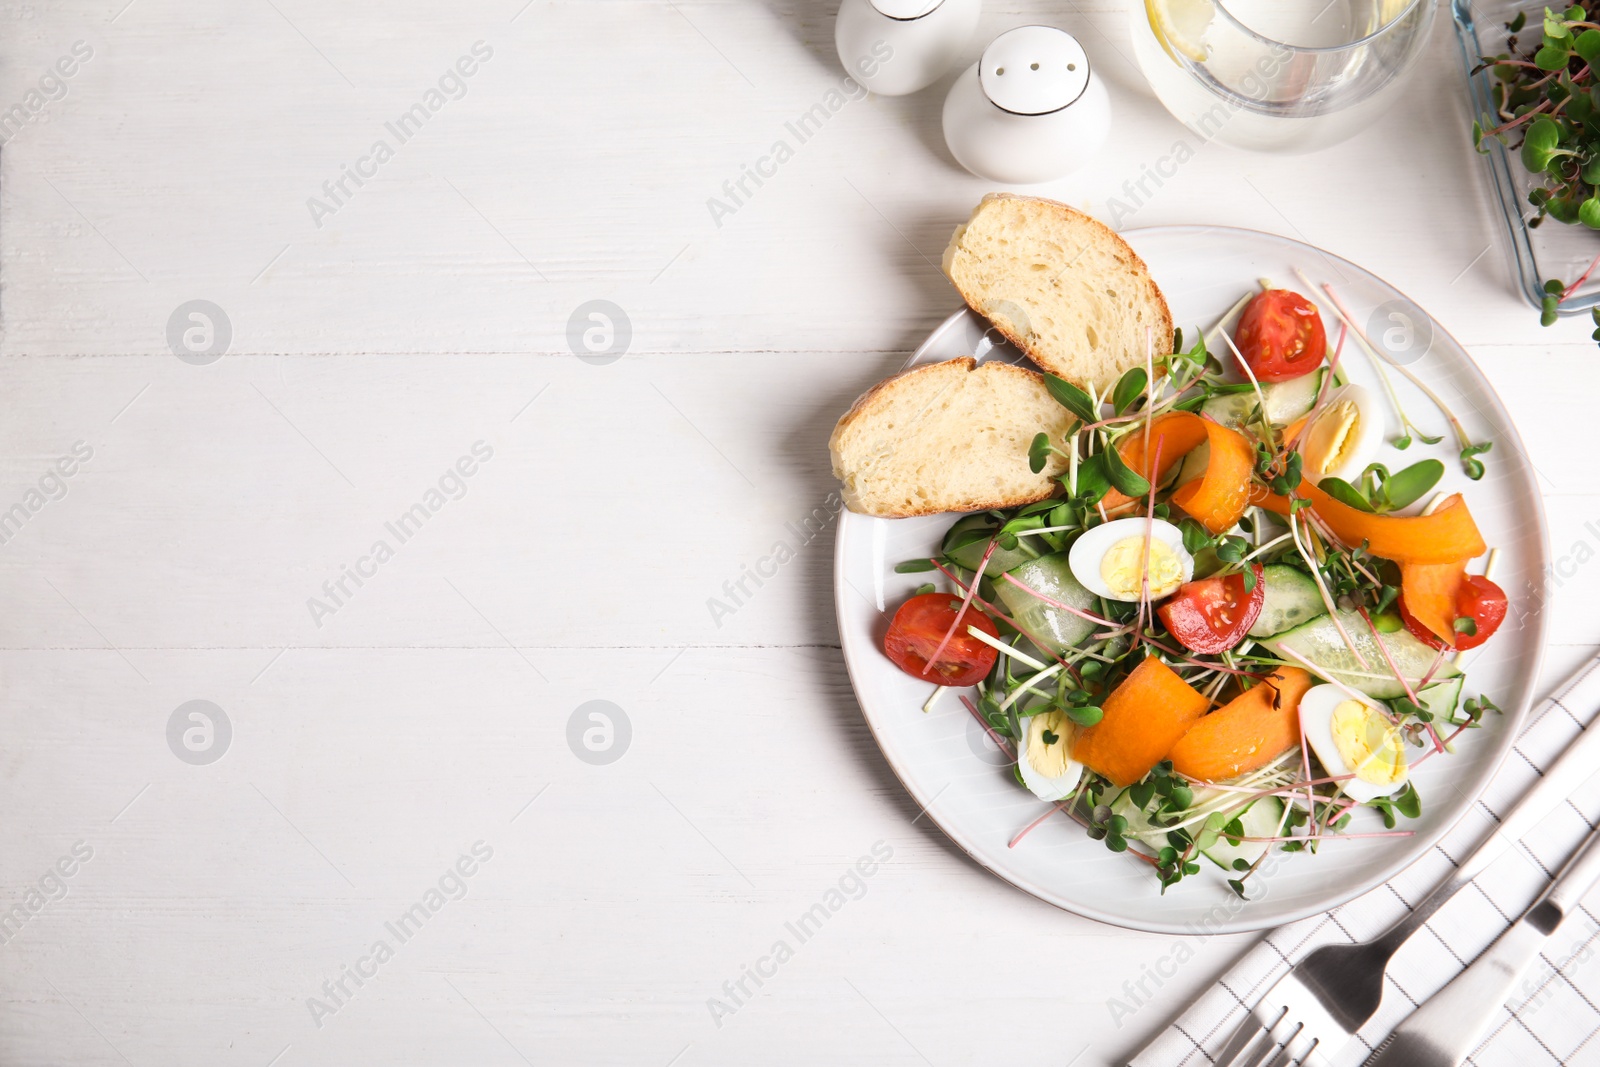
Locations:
942;25;1110;183
835;0;983;97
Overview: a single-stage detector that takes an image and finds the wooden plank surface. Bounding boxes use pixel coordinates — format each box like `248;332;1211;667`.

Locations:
0;2;1596;1065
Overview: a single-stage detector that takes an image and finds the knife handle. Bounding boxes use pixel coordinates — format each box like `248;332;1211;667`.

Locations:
1370;921;1548;1066
1372;822;1600;1067
1528;822;1600;934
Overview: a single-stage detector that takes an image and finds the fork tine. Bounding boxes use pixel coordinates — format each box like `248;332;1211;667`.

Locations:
1211;1014;1268;1067
1296;1038;1329;1067
1217;1004;1290;1067
1229;1027;1283;1067
1239;1016;1311;1067
1258;1045;1295;1067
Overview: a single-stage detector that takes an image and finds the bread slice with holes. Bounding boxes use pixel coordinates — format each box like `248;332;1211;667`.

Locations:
942;194;1174;392
829;357;1075;518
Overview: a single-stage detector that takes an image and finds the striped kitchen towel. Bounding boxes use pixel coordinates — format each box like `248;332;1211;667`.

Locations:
1131;658;1600;1067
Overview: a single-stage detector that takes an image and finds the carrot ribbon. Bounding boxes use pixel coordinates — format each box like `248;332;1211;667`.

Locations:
1252;486;1486;566
1102;412;1256;535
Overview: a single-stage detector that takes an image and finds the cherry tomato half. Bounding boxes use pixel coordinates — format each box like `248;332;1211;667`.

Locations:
1234;290;1327;383
1157;564;1265;655
1400;575;1508;652
883;593;999;686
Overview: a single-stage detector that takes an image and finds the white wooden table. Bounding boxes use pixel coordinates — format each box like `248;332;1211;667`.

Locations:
0;2;1595;1064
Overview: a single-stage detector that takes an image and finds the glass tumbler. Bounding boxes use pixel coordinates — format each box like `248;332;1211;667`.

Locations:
1130;0;1437;153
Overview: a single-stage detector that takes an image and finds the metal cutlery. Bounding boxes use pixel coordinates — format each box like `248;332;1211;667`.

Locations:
1363;818;1600;1066
1203;651;1600;1067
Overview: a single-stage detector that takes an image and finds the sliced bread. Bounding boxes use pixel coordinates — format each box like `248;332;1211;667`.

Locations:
829;357;1073;518
941;194;1174;392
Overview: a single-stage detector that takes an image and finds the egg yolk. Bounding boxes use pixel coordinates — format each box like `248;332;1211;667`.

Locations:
1330;700;1408;787
1302;399;1361;477
1025;711;1073;778
1100;536;1184;600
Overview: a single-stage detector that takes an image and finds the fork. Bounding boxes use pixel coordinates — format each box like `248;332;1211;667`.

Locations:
1206;652;1600;1067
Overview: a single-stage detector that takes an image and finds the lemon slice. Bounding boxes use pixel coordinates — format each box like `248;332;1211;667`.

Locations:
1146;0;1214;64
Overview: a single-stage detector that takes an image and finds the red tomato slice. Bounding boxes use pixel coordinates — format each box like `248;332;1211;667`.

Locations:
1157;565;1265;655
1234;290;1327;383
883;593;1000;687
1400;575;1508;652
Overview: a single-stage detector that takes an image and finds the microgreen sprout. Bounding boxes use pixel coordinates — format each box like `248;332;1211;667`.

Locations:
1316;459;1445;513
1042;372;1098;423
1460;441;1494;481
1474;4;1600;338
1367;781;1422;829
1304;273;1492;478
912;292;1505;897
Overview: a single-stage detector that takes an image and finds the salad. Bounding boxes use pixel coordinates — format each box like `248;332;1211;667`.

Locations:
882;284;1508;896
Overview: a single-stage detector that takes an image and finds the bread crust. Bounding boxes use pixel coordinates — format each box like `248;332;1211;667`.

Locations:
829;195;1175;518
942;193;1175;387
829;357;1067;518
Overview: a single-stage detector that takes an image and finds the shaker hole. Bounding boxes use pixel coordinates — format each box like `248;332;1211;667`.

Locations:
1030;63;1039;70
1068;63;1077;71
996;67;1005;75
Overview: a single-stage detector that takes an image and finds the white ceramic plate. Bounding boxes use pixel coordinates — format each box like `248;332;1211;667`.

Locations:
834;226;1549;934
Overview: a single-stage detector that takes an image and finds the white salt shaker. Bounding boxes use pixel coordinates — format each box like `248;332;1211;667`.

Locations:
835;0;983;97
942;25;1110;183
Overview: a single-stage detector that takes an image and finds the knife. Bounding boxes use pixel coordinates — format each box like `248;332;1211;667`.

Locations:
1207;651;1600;1067
1364;816;1600;1067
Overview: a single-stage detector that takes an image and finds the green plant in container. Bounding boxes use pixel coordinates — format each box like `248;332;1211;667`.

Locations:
1474;4;1600;339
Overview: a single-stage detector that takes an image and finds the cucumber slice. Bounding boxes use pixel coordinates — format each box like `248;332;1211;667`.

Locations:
1259;609;1460;699
942;514;1036;576
1174;440;1210;487
1110;787;1283;872
1188;786;1235;853
1199;392;1253;430
1200;370;1326;430
1249;563;1327;638
995;552;1097;654
1263;371;1324;424
1419;675;1465;722
1200;797;1284;872
1108;788;1162;839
